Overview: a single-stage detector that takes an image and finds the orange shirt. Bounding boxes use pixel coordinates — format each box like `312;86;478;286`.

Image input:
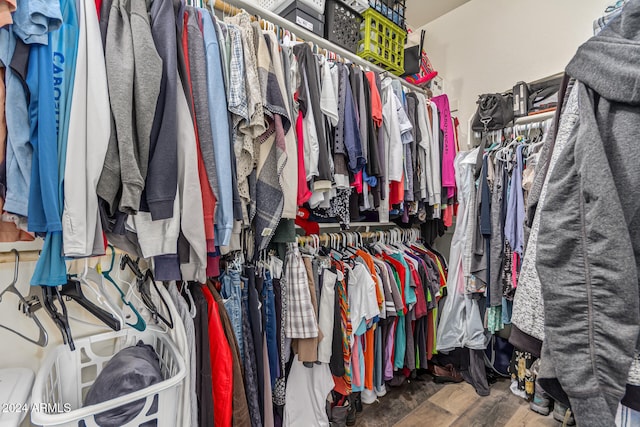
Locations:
365;72;383;128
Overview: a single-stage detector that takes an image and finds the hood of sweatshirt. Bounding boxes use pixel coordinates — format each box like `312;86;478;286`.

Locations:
566;0;640;105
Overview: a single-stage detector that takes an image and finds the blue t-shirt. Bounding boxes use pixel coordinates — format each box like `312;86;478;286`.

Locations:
12;0;62;45
200;11;233;247
31;0;78;286
0;28;32;216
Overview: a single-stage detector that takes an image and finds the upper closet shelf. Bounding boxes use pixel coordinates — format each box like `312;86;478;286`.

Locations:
208;0;428;96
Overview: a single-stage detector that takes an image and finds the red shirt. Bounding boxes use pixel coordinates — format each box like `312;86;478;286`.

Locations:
381;254;407;315
296;111;312;205
201;285;233;426
95;0;102;18
407;261;428;319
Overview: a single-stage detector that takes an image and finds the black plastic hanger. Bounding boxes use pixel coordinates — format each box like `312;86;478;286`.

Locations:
41;285;74;351
60;278;121;331
120;255;174;329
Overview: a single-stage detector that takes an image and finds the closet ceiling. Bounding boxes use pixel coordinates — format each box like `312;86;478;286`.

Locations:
405;0;471;28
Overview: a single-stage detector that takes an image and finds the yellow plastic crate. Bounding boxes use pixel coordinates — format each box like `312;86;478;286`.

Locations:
357;8;406;76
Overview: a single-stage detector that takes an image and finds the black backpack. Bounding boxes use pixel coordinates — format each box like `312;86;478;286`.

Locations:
471;93;514;132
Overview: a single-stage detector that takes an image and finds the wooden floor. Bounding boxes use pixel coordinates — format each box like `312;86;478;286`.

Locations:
358;375;560;427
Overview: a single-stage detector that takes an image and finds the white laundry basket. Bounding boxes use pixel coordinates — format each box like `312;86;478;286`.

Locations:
30;328;186;427
258;0;325;15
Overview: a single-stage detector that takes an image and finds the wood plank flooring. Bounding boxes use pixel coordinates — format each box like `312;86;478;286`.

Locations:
358;376;560;427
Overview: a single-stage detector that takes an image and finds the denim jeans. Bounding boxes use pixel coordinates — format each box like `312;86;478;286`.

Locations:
220;271;244;360
262;271;280;388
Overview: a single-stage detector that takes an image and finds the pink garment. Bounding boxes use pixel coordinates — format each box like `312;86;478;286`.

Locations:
296;111;312;205
351;339;362;389
352;171;363;194
443;204;454;228
431;95;457;199
512;252;520;289
384;320;396;380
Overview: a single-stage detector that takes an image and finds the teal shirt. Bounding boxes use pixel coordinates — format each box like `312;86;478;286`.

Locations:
31;0;78;286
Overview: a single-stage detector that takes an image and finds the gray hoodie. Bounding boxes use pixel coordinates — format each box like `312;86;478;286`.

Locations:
535;2;640;425
98;0;162;215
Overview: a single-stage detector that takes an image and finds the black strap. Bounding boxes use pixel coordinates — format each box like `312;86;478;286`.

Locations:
474;132;488;180
419;30;425;53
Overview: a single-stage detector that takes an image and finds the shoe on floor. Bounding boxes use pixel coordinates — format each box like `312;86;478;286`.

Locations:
375;384;387;398
346;395;357;426
530;393;552;416
553;403;576;426
361;389;377;405
509;379;527;399
529;381;552;416
354;392;363;413
431;364;464;384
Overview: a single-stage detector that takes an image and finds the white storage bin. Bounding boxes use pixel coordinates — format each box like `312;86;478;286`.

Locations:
0;368;34;427
259;0;325;15
31;328;186;427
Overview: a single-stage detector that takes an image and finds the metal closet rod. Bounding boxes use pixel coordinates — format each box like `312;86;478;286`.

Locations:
206;0;429;96
0;246;130;264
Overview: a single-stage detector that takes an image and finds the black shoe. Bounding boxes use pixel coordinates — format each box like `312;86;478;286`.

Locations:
354;392;363;413
346;395;357;426
346;407;356;426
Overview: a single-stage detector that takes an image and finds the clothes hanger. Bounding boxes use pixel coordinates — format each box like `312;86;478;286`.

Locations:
41;285;74;350
71;258;125;327
100;246;146;331
178;280;197;319
60;277;121;331
120;255;174;329
0;250;48;347
341;232;358;257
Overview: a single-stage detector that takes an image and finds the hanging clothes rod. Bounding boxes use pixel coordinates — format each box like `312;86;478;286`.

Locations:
207;0;429;96
296;228;420;245
0;246;130;264
297;231;378;245
513;109;556;125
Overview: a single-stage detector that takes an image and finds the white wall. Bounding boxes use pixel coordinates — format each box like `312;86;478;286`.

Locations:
422;0;608;150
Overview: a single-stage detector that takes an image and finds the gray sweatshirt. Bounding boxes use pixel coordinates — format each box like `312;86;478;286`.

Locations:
535;2;640;424
98;0;162;215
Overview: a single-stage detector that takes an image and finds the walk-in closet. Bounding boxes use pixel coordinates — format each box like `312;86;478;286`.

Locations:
0;0;637;426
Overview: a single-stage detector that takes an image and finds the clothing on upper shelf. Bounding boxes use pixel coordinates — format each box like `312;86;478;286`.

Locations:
0;2;459;288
